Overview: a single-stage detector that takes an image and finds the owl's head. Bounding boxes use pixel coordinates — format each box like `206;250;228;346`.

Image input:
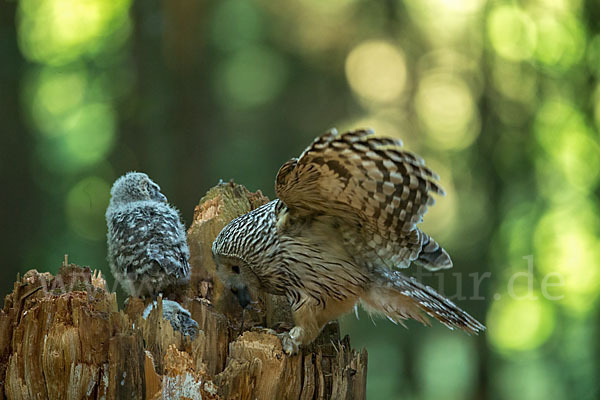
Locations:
211;202;277;308
212;218;260;308
143;299;199;339
110;172;168;205
212;253;262;309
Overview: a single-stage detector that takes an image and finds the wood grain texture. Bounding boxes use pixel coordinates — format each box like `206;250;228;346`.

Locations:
0;182;367;399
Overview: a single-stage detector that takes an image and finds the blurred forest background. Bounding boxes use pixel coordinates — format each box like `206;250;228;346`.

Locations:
1;0;599;399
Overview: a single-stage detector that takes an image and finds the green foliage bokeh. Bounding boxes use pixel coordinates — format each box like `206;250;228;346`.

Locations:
1;0;598;398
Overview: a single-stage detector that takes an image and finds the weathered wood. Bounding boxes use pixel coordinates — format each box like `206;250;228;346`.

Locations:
186;182;293;327
0;182;367;399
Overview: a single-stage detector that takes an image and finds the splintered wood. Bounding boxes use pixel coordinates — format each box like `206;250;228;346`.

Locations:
0;182;367;399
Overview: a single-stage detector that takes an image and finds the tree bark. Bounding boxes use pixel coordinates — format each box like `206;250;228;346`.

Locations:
0;182;367;399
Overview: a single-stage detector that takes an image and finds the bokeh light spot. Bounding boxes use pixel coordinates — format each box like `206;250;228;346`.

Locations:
66;176;111;240
411;0;485;14
35;103;116;172
488;6;537;61
36;69;86;116
534;99;600;192
28;67;88;135
419;160;457;239
218;46;288;108
534;13;585;72
404;0;486;42
340;114;407;143
491;59;537;103
534;204;600;312
18;0;132;65
487;294;555;353
63;103;116;163
415;73;479;149
345;41;407;104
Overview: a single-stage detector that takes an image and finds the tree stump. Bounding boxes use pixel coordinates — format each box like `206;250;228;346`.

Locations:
0;182;367;399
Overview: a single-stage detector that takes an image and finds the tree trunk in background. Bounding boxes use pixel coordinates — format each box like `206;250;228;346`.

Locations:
0;183;367;399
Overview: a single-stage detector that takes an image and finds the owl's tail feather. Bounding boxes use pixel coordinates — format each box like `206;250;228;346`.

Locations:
413;232;453;271
361;270;485;334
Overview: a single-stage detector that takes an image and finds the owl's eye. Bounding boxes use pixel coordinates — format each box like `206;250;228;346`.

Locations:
232;265;240;274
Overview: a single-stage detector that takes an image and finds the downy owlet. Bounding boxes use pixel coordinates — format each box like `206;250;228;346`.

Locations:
212;129;485;355
143;300;199;339
106;172;190;298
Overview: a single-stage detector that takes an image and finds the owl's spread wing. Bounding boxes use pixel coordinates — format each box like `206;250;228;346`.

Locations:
275;128;446;269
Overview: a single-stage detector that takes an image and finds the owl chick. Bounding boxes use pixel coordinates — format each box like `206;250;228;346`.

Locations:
143;300;199;339
212;128;485;355
106;172;190;298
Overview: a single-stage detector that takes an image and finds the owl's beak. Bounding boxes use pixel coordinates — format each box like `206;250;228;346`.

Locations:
231;285;252;309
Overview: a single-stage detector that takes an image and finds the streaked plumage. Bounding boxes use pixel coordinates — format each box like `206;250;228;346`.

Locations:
143;300;199;339
212;128;484;354
106;172;190;298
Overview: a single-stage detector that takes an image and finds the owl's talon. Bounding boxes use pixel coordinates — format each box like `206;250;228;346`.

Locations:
277;331;300;355
254;327;278;336
211;128;486;351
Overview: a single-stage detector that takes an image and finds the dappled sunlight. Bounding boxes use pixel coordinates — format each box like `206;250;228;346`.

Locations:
534;204;600;312
487;5;537;61
530;0;581;13
415;72;479;150
345;41;408;104
216;45;288;109
16;0;132;252
30;103;116;173
487;4;585;72
404;0;485;42
532;12;585;72
18;0;131;65
338;113;409;144
27;67;88;133
406;0;486;19
60;104;117;163
257;0;363;55
532;94;600;315
534;99;600;192
418;160;457;240
5;0;600;398
487;290;555;353
23;67;117;172
491;58;538;104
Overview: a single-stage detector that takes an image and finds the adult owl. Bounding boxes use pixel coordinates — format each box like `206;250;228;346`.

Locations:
212;129;484;354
